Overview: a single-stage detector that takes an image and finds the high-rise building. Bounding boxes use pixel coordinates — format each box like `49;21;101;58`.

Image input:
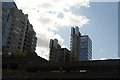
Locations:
49;39;70;62
2;2;37;55
80;35;92;61
23;21;37;53
70;27;81;61
49;39;61;62
70;27;92;61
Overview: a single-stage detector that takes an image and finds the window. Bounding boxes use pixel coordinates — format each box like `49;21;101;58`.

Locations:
16;27;21;32
20;21;25;24
7;41;10;44
20;34;23;37
80;56;87;61
18;42;21;45
16;18;20;21
12;23;14;26
8;37;11;39
13;30;19;35
19;38;22;41
7;46;9;48
18;46;20;49
80;49;87;55
22;26;24;28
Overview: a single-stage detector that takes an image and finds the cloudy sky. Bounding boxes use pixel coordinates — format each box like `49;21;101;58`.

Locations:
13;0;118;60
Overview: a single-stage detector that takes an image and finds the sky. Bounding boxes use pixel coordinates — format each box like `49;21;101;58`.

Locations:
13;0;118;60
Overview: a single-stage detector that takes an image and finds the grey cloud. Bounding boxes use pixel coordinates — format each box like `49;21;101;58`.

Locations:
69;17;81;24
39;17;51;24
37;34;49;48
37;2;53;9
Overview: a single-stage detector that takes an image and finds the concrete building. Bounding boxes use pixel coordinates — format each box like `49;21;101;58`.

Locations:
49;39;70;62
80;35;92;61
2;2;37;56
23;21;37;53
70;27;92;61
49;39;61;62
70;27;81;61
57;48;70;62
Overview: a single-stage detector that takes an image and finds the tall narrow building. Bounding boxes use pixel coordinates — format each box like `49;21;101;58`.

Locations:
23;21;37;53
70;27;81;61
70;27;92;61
2;2;37;56
49;39;61;62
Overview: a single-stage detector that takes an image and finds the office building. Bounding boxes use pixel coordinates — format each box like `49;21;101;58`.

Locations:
2;2;37;55
80;35;92;61
70;27;81;61
49;39;70;62
70;27;92;61
23;21;37;53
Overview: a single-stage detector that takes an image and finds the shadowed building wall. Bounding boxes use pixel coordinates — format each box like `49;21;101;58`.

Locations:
70;27;81;61
2;2;37;55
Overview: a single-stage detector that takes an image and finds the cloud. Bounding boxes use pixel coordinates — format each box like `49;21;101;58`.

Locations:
14;0;90;60
56;12;89;27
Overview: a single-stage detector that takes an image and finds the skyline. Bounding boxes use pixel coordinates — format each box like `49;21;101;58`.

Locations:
14;0;90;60
57;2;118;60
3;0;119;60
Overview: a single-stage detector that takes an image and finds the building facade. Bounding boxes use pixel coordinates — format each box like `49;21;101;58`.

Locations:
49;39;70;62
2;2;37;55
70;27;81;61
49;39;61;62
80;35;92;61
23;21;37;53
70;27;92;61
57;48;70;62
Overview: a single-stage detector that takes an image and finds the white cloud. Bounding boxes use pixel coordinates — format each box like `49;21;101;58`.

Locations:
14;0;90;60
36;47;49;60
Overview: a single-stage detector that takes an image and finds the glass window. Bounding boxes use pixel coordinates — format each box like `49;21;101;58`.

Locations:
80;49;87;55
80;56;87;61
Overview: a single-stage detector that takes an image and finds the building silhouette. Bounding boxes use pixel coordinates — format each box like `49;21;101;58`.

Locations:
49;39;70;62
2;2;37;56
70;27;92;61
